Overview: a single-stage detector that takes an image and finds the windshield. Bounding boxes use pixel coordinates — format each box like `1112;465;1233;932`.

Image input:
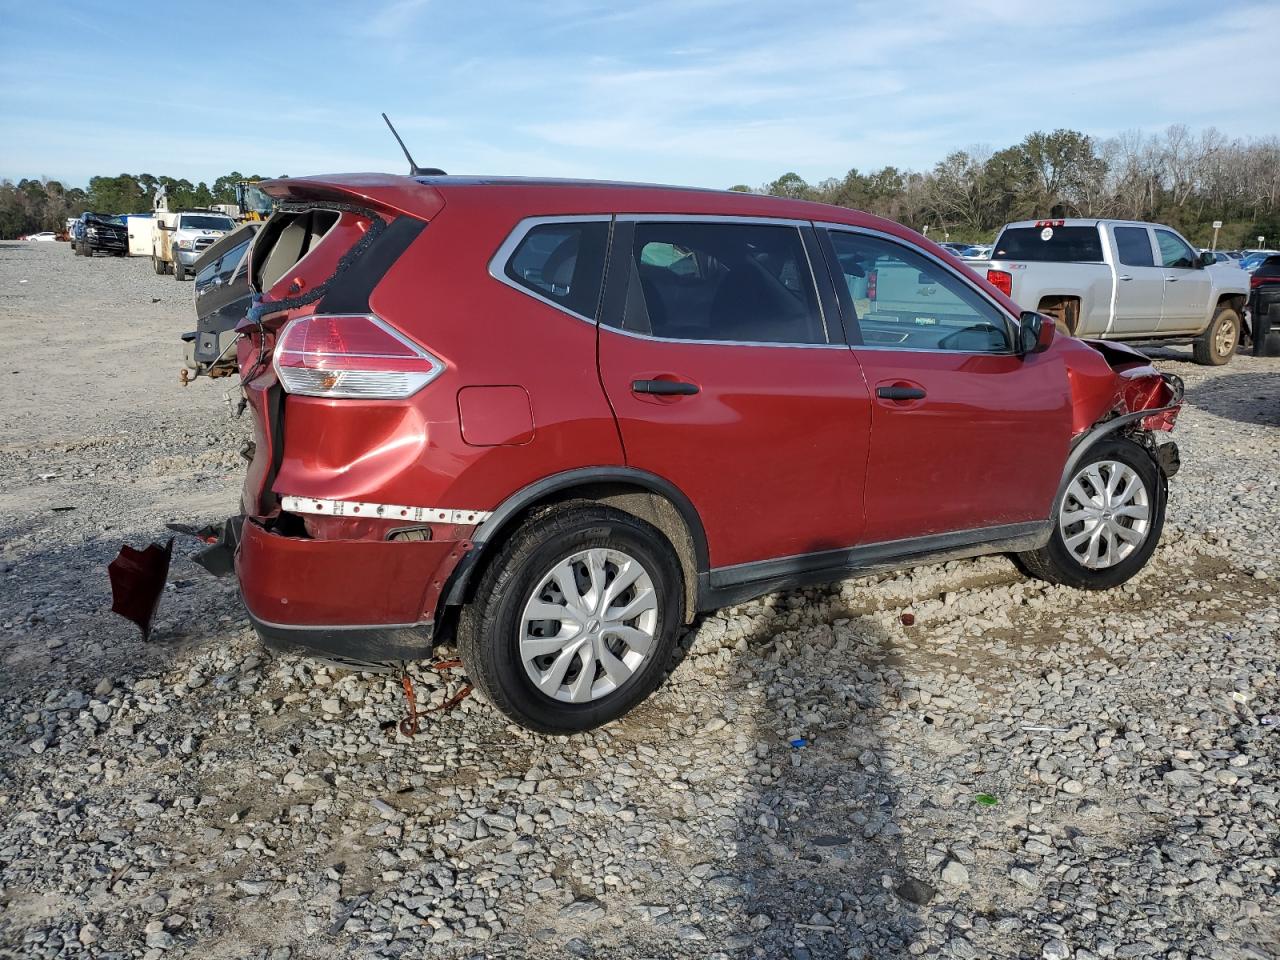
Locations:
180;215;234;231
993;226;1104;262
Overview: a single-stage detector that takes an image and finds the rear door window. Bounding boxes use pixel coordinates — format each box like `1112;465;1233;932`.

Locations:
1113;226;1156;267
613;220;827;344
993;226;1104;262
1155;229;1197;269
503;221;610;320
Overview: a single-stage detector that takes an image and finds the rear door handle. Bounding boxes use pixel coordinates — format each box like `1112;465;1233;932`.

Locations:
1118;274;1133;281
632;379;699;396
1164;276;1179;282
876;385;927;401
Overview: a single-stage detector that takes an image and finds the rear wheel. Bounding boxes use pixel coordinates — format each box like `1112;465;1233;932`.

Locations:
458;505;684;733
1193;304;1239;365
73;241;81;256
1019;437;1165;590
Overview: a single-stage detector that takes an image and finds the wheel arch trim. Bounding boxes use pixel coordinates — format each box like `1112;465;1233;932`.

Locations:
1054;407;1176;519
441;467;710;609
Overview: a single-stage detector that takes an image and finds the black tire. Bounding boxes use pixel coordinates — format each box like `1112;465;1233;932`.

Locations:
457;504;685;733
174;259;186;281
1192;304;1239;365
1018;437;1166;591
73;241;81;256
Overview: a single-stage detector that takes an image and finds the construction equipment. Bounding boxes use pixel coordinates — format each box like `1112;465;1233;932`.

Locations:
234;180;273;222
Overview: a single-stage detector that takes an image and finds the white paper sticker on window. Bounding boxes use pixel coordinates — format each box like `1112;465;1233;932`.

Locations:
1040;227;1054;241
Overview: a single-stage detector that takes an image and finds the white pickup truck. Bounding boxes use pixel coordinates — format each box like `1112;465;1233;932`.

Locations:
970;219;1250;365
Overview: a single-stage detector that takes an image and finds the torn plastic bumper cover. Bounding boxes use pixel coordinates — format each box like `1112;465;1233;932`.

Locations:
107;538;173;640
234;517;452;662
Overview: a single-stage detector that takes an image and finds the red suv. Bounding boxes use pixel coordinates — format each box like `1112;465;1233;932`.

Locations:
215;174;1183;733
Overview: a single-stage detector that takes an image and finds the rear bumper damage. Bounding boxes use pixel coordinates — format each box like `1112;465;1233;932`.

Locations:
232;516;469;663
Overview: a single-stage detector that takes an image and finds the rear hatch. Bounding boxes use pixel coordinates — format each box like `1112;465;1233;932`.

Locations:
236;175;444;518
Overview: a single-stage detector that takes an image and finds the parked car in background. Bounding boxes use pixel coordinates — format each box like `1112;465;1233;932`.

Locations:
24;232;57;242
153;210;236;280
1240;252;1279;272
190;174;1184;733
181;222;260;378
72;213;127;257
1247;254;1280;356
970;219;1250;365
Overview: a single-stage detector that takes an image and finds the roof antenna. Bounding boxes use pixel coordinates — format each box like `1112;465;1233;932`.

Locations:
382;112;446;176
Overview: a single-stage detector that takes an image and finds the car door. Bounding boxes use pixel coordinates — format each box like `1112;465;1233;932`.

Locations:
820;226;1073;544
1155;228;1212;333
596;216;871;572
1108;225;1166;335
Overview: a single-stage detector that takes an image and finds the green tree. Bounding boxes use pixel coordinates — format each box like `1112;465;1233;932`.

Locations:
763;172;814;200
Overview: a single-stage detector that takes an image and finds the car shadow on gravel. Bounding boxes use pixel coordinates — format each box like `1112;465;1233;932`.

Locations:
1185;370;1280;426
716;605;931;959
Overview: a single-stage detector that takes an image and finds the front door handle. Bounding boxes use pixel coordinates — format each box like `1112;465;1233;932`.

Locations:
1164;276;1179;282
1118;274;1133;281
632;379;699;396
876;385;927;401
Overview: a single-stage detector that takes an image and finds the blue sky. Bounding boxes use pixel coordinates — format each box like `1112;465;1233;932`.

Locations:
0;0;1275;190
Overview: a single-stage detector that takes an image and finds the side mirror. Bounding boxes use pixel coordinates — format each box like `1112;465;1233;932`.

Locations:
1199;251;1215;268
1018;311;1055;356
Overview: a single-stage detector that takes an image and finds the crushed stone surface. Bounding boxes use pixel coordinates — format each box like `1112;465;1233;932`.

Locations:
1;242;1278;959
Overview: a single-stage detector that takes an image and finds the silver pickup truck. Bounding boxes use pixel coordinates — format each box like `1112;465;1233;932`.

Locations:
970;219;1250;365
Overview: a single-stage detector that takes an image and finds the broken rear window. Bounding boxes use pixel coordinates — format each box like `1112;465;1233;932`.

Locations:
250;208;345;294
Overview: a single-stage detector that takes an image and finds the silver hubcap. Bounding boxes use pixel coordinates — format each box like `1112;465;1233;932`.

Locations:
1059;460;1151;569
519;548;658;703
1216;316;1236;357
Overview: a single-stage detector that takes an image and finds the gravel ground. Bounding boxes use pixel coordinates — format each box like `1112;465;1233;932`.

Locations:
1;241;1278;960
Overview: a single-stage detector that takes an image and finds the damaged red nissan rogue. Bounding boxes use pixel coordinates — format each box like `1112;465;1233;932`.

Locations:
206;173;1182;733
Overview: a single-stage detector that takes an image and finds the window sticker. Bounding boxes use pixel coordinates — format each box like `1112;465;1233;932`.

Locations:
1040;227;1054;241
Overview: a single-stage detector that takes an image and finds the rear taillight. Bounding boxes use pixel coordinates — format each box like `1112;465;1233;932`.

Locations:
866;270;878;300
1251;274;1277;288
987;269;1013;297
273;314;443;399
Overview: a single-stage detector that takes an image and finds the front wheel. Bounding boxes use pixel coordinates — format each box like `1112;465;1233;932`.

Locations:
1193;305;1239;365
173;259;186;281
1019;437;1166;590
458;504;684;733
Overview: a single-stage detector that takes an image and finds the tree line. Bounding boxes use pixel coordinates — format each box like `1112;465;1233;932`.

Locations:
0;172;272;238
4;125;1279;246
734;126;1279;248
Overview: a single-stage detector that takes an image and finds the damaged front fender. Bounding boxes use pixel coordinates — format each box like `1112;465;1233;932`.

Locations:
1066;338;1184;435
